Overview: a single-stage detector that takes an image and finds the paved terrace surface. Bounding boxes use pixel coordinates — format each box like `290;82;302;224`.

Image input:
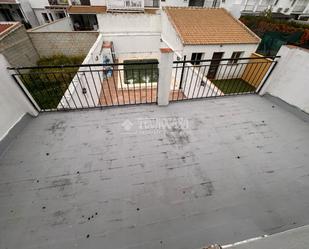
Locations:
1;95;309;249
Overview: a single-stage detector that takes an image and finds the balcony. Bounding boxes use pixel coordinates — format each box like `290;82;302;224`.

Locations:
48;0;68;5
107;0;144;11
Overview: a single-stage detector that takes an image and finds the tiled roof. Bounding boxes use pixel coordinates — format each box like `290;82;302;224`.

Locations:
0;22;20;38
164;7;260;45
67;5;107;14
0;23;14;34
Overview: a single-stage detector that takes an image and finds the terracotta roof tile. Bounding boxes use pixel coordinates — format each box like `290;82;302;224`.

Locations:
0;23;14;34
164;7;260;45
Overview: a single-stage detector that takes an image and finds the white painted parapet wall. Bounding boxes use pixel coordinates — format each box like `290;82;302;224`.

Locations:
260;45;309;114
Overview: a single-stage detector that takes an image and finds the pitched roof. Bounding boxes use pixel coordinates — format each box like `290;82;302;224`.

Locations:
164;7;260;45
0;22;20;38
0;23;14;34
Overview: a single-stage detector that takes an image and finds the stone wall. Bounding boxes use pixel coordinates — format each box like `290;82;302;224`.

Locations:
0;23;39;67
28;31;99;57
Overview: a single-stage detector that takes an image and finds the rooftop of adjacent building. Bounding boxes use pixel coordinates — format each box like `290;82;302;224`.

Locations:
164;7;261;45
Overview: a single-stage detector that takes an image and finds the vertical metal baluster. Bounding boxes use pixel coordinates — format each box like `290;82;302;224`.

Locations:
191;63;202;98
19;71;44;110
89;66;102;107
196;64;208;98
76;72;90;108
155;66;160;103
181;62;190;100
255;61;270;91
226;61;242;96
103;69;114;106
111;66;120;106
242;61;260;94
83;71;96;107
172;62;178;101
212;61;229;97
150;64;153;103
132;68;137;104
206;61;223;97
138;65;142;104
237;61;257;94
66;71;84;108
202;64;212;98
145;66;148;104
37;72;58;110
59;70;78;109
117;65;126;105
51;72;71;109
95;70;104;108
124;68;131;105
178;55;186;100
42;72;63;110
234;61;253;94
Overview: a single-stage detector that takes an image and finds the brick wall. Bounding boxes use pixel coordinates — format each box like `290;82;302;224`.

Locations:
28;32;99;58
0;24;39;67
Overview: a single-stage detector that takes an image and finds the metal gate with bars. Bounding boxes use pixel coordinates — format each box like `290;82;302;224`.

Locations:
170;55;279;102
9;61;159;112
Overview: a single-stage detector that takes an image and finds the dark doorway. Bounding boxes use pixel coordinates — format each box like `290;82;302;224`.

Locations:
189;0;204;7
207;52;224;79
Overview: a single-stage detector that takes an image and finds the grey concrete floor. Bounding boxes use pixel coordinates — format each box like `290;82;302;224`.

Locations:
1;95;309;249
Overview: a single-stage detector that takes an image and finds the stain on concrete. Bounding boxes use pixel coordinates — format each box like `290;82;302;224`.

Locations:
165;125;190;146
51;178;72;191
52;210;69;226
200;181;214;197
47;120;66;134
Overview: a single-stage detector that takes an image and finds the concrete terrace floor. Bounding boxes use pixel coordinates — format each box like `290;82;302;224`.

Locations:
1;95;309;249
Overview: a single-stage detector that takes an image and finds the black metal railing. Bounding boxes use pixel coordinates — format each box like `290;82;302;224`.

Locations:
8;61;159;112
170;56;279;102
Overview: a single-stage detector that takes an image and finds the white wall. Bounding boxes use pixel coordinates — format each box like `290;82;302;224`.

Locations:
103;33;161;58
160;0;189;7
161;10;183;56
98;12;161;58
0;55;38;143
97;12;161;33
90;0;106;5
220;0;242;18
29;17;73;31
182;43;259;61
260;45;309;114
19;0;40;26
182;43;258;78
28;0;50;9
